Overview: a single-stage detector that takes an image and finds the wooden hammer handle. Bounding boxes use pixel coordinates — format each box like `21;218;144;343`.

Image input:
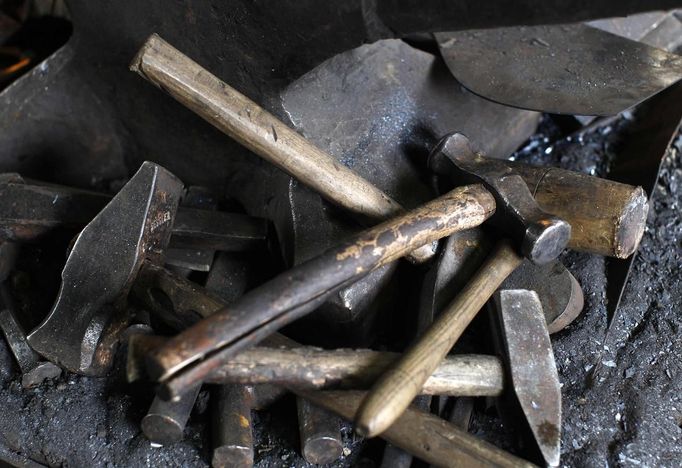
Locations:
131;34;434;263
355;240;522;437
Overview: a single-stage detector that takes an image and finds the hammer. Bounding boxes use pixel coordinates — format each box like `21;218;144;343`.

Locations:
26;161;184;375
353;132;645;437
128;264;539;467
0;174;269;258
130;36;648;393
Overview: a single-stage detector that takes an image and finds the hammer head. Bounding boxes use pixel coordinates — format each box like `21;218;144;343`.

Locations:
27;162;182;374
429;133;570;264
493;289;562;467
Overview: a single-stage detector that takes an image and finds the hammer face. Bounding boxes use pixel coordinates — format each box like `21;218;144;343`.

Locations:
28;162;182;374
429;133;571;264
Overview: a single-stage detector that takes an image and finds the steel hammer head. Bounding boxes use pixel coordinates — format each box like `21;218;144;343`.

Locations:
27;162;182;374
429;133;570;264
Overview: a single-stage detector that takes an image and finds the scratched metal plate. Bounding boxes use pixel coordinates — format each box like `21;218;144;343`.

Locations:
436;24;682;116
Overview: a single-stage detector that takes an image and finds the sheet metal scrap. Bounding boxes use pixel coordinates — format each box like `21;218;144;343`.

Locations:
436;24;682;116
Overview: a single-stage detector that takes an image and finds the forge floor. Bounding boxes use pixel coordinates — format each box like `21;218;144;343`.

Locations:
0;119;680;467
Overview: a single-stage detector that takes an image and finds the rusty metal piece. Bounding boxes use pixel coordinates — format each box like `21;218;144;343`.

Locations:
298;399;343;465
212;385;255;468
299;390;536;468
436;24;682;116
141;384;202;446
493;290;561;467
0;177;268;254
27;162;183;374
147;185;495;399
430;133;571;265
503;260;584;334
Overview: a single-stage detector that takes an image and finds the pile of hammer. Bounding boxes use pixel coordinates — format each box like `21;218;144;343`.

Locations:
3;5;682;466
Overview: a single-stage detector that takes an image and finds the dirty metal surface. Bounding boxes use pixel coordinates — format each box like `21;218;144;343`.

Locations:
493;289;561;467
436;24;682;116
27;162;183;374
279;39;538;341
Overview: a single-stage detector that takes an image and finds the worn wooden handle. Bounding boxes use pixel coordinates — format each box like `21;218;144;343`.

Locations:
300;390;536;468
131;34;437;263
510;163;648;258
355;240;522;437
148;186;494;400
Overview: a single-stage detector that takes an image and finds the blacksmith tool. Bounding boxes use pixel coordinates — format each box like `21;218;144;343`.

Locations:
27;162;183;374
300;390;536;468
435;24;682;116
141;384;202;446
144;185;494;399
130;34;436;264
130;38;645;260
128;336;503;397
491;289;561;467
212;384;255;468
0;175;268;259
355;133;645;437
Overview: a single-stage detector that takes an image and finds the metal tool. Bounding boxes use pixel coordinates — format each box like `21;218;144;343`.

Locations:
299;390;536;468
277;38;539;344
145;185;494;399
0;175;268;256
131;34;435;264
436;24;682;116
297;400;343;465
212;385;255;468
492;290;562;467
429;133;649;258
27;162;183;374
432;134;571;264
503;260;584;334
141;384;202;446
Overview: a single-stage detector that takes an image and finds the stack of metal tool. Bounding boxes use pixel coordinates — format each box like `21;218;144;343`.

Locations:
2;3;682;467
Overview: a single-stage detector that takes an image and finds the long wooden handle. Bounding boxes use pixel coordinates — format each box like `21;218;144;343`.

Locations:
355;240;522;437
299;390;536;468
131;34;435;263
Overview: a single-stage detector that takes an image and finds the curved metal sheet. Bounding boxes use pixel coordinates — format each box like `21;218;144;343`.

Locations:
436;24;682;116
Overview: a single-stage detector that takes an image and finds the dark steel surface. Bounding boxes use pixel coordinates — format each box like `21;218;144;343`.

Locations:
493;289;561;467
27;162;182;374
429;133;571;264
604;81;682;320
212;385;255;468
0;176;268;255
436;24;682;116
503;260;584;334
141;384;202;446
297;399;343;465
147;186;494;400
277;38;537;343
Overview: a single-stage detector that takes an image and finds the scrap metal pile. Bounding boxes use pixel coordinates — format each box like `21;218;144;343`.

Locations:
1;1;682;467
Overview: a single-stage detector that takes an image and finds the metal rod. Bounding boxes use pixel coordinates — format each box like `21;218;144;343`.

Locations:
298;390;536;468
146;185;495;400
130;34;438;263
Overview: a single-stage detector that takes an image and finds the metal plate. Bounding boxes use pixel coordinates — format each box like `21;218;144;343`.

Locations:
436;24;682;116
